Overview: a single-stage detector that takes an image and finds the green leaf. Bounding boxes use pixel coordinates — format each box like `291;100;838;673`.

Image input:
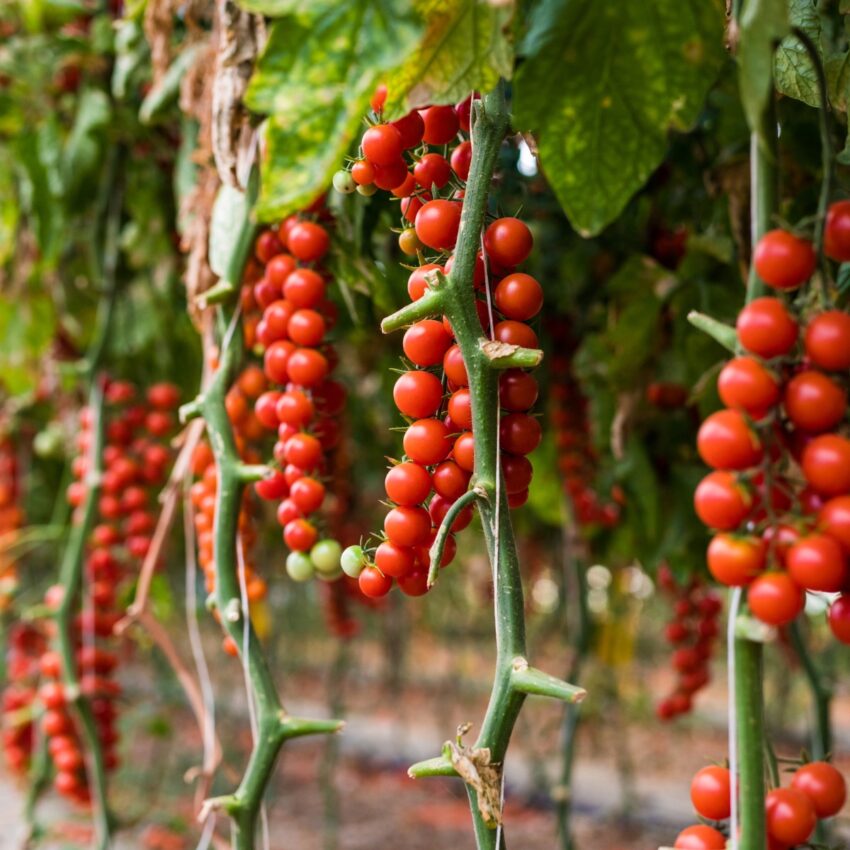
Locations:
514;0;726;236
209;184;250;279
738;0;789;136
382;0;515;118
0;294;56;395
235;0;336;16
774;0;820;108
63;88;111;205
245;0;422;222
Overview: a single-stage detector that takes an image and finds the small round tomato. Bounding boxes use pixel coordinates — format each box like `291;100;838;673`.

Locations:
391;111;425;149
393;370;444;419
717;356;779;416
287;309;326;347
791;761;846;817
502;453;533;494
284;433;322;470
787;533;847;592
818;496;850;552
452;431;475;472
697;409;763;471
362;124;403;165
443;344;468;386
284;518;318;552
494;320;538;349
494;273;543;321
450;140;472;180
447;389;472;430
736;297;798;359
484;218;533;268
403;418;452;465
407;264;444;301
500;413;542;455
694;471;752;530
359;566;393;598
283;268;325;308
415;200;461;251
413;153;451;190
385;462;432;506
403;320;452;367
384;505;432;547
351;160;375;185
766;787;817;846
290;477;325;515
286;348;328;387
783;370;847;433
825;200;850;261
499;370;538;412
706;533;765;586
802;434;850;496
673;824;726;850
804;310;850;371
374;541;416;578
690;765;731;821
432;460;471;500
419;105;459;145
754;229;816;290
287;222;329;262
748;572;805;625
828;594;850;643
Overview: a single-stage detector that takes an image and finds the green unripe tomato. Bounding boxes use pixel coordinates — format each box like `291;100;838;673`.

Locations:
332;170;356;194
341;545;366;578
311;539;342;573
286;551;315;582
315;565;343;582
356;183;377;197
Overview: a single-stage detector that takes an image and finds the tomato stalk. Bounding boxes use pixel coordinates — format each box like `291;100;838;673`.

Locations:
188;179;342;850
52;162;125;850
383;82;584;848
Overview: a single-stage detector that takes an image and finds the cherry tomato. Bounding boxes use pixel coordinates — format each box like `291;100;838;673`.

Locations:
290;477;325;514
494;320;539;349
287;349;328;387
420;105;459;145
825;200;850;261
287;309;326;347
432;460;471;500
391;111;425;149
284;268;325;308
818;496;850;552
284;433;322;470
443;344;468;386
484;217;533;268
413;153;452;189
402;320;451;368
500;413;541;455
351;160;375;185
804;310;850;371
362;124;403;165
447;388;472;430
754;229;816;290
370;83;387;113
284;518;318;552
373;158;409;191
275;389;314;428
452;432;475;471
673;825;726;850
287;222;329;262
499;370;538;412
706;533;765;585
694;471;751;530
748;572;805;625
429;493;474;531
494;273;543;321
403;418;452;465
374;541;416;578
690;765;732;820
398;227;421;255
766;787;817;846
697;409;763;471
450;140;472;180
255;470;289;501
397;570;430;596
736;297;798;359
802;434;850;496
385;462;432;506
783;370;847;433
717;356;779;416
828;594;850;642
407;264;444;301
384;505;432;547
358;566;393;598
791;761;846;817
415;200;461;251
787;533;847;592
393;371;444;419
255;230;284;264
502;453;533;494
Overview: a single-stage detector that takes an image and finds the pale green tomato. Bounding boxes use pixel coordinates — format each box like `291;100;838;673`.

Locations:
311;539;342;573
341;545;366;578
356;183;377;197
286;551;315;582
332;170;356;194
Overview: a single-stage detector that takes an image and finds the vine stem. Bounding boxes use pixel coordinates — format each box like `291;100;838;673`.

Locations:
52;160;125;850
386;81;583;848
196;179;342;850
788;620;832;759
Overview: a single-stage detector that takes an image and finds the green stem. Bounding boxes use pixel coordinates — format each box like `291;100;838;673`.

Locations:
747;95;778;301
792;27;833;305
390;81;579;849
735;637;766;850
788;621;832;760
199;180;341;850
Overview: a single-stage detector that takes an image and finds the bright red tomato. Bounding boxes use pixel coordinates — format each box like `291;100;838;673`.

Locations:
413;153;451;190
484;217;533;267
393;370;444;419
283;268;325;308
766;787;817;845
802;435;850;496
286;349;328;387
361;124;403;165
403;418;452;465
443;344;468;386
791;761;846;817
828;595;850;643
358;566;393;598
452;431;475;471
403;320;452;367
754;229;816;290
673;824;726;850
384;505;432;547
432;460;471;500
283;518;318;552
450;140;472;180
391;111;425;149
494;273;543;321
783;370;847;433
717;356;779;416
736;297;798;359
415;200;462;251
419;105;459;145
693;471;752;530
290;477;325;515
287;309;326;347
804;310;850;371
697;409;763;471
818;496;850;552
690;765;732;820
787;533;847;592
494;320;538;349
447;389;472;430
748;572;805;625
825;200;850;261
374;541;416;578
287;222;329;262
385;462;431;506
706;533;765;586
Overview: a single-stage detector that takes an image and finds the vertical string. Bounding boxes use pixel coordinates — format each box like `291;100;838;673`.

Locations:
727;587;742;850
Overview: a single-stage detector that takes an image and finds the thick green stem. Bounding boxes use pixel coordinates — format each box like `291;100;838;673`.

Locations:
392;82;578;849
736;638;766;850
747;97;777;301
199;184;341;850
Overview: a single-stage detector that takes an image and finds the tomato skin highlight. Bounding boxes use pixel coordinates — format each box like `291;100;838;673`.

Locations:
754;229;816;290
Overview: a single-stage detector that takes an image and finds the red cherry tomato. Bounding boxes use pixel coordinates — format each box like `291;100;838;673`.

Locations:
385;462;432;506
747;572;805;625
450;140;472;180
804;310;850;371
694;471;752;530
783;370;847;433
500;413;542;455
359;566;393;598
393;371;444;419
283;268;325;308
362;124;403;165
717;356;779;416
374;541;416;578
499;370;538;412
791;761;847;817
754;229;816;290
384;505;432;547
736;297;798;359
413;153;452;190
818;496;850;552
825;200;850;261
403;320;452;367
802;434;850;496
287;222;329;262
284;518;318;552
432;460;471;500
391;111;425;149
484;217;533;268
403;419;452;465
766;787;817;846
706;533;765;586
690;765;732;820
494;273;543;321
673;824;726;850
415;200;461;251
829;594;850;643
419;105;459;145
697;409;763;471
787;533;847;592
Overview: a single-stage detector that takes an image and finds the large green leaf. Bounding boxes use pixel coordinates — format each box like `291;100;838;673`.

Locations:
382;0;515;118
514;0;726;237
210;184;251;278
774;0;820;107
245;0;422;222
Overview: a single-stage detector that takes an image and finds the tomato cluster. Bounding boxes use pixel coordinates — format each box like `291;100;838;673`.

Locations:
335;91;542;599
0;436;22;606
696;209;850;633
655;566;722;721
548;330;621;527
673;759;845;849
39;379;179;801
248;212;351;585
2;623;47;776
